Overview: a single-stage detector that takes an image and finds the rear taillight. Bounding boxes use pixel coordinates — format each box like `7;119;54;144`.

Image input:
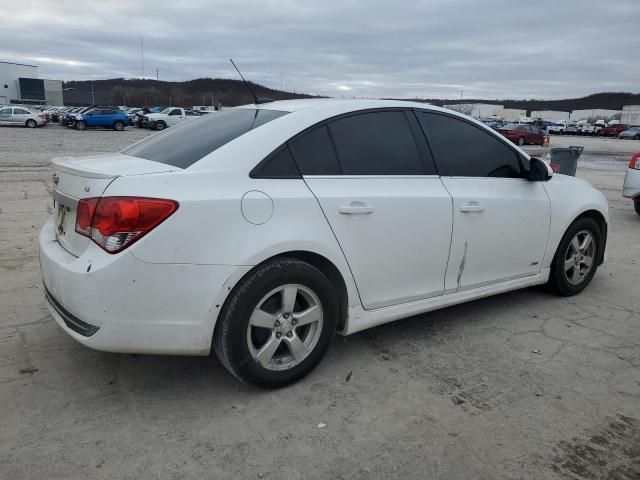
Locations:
75;197;178;254
629;152;640;170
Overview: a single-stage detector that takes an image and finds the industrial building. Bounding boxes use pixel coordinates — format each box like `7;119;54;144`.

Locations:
530;110;570;121
442;103;503;118
569;109;621;121
0;61;63;105
621;105;640;126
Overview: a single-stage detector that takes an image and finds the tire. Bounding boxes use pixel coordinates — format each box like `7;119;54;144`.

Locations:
634;200;640;216
154;121;166;131
547;217;602;296
517;137;525;146
634;135;640;141
113;121;125;131
26;119;37;128
75;120;86;131
214;257;338;388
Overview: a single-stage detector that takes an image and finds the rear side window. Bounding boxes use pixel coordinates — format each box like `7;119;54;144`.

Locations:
417;112;522;178
123;109;288;168
289;125;341;175
328;111;423;175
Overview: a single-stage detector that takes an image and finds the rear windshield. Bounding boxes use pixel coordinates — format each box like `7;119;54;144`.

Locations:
122;108;288;168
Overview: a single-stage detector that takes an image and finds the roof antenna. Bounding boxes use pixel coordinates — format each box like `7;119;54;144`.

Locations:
229;58;273;104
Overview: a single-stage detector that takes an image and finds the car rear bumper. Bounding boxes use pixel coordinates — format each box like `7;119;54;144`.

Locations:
39;217;241;355
623;167;640;199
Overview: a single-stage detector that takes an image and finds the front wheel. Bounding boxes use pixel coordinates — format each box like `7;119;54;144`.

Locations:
113;121;125;131
214;258;338;388
547;217;601;296
75;120;86;131
154;121;166;131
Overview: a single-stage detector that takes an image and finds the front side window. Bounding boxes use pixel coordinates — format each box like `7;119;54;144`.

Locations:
417;112;523;178
169;109;182;116
123;108;288;168
0;108;11;116
328;111;423;175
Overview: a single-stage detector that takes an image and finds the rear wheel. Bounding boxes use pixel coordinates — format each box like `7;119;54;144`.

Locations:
113;121;125;131
214;257;338;388
154;121;166;131
26;119;37;128
75;120;86;131
547;217;601;296
634;200;640;216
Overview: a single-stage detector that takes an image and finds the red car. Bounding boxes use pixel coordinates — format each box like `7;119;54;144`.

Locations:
598;124;628;137
496;124;547;146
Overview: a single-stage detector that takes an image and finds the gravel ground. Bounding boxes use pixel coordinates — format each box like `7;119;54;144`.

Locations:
0;124;639;479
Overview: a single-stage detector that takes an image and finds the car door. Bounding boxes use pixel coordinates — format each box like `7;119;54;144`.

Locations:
84;109;103;127
12;107;30;125
0;107;12;125
168;108;184;126
292;109;454;309
416;111;550;293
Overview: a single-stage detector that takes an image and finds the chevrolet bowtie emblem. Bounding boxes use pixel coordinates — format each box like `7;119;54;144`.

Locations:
52;173;59;185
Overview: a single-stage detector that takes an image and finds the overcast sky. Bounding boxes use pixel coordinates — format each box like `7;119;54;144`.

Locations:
1;0;638;99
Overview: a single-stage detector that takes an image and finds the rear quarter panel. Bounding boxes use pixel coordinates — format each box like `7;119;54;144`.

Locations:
102;170;361;307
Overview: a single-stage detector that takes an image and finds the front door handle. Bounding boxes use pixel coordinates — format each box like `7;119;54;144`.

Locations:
339;202;374;215
460;202;484;213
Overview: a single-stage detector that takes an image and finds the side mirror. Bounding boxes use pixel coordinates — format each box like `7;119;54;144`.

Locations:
527;157;553;182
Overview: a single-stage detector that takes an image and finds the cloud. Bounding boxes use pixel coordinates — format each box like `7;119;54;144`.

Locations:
0;0;638;99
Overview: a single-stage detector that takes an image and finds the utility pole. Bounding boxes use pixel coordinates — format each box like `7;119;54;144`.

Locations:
280;71;283;91
140;37;144;78
156;68;158;81
211;92;214;106
91;84;95;105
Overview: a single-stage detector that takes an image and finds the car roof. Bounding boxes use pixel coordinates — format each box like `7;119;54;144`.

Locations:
240;98;442;114
191;98;531;173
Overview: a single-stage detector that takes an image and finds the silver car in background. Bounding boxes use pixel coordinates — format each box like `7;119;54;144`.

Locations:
0;106;47;128
618;127;640;140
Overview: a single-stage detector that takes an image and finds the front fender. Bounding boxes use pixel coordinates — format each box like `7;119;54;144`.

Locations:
542;175;610;268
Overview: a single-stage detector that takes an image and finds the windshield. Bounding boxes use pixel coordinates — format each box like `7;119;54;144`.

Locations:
502;123;520;129
159;108;172;114
123;108;288;168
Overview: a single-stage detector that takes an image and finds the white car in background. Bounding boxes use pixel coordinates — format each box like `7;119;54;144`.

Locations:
0;106;47;128
623;152;640;215
39;99;609;388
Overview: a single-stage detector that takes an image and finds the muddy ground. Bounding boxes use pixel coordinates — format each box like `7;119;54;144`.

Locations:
1;125;639;479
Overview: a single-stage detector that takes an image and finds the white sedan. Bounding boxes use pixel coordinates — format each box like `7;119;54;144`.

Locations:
39;99;609;388
0;106;47;127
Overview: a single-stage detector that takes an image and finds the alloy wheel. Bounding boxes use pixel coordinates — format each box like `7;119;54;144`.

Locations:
246;284;323;371
563;230;596;285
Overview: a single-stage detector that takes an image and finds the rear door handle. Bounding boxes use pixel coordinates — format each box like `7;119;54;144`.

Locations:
460;202;484;213
339;203;374;215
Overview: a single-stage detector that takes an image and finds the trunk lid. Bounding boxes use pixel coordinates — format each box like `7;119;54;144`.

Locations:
51;153;179;257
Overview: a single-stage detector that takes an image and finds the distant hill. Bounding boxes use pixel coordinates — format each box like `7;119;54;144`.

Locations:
403;92;640;113
62;78;640;113
62;77;314;107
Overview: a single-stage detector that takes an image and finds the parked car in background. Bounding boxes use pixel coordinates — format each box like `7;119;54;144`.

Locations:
547;121;568;135
140;107;198;130
39;99;609;388
0;106;47;128
599;124;629;137
74;108;129;131
623;152;640;215
618;127;640;140
496;123;546;145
